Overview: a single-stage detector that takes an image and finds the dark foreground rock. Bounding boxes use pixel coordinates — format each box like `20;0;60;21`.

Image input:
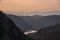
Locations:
0;11;34;40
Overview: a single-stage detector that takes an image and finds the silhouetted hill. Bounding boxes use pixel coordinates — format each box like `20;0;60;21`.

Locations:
20;15;60;30
6;14;36;32
28;23;60;40
0;11;34;40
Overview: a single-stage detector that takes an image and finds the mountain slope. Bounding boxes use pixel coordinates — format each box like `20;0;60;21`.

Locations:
20;15;60;30
28;23;60;40
32;15;60;30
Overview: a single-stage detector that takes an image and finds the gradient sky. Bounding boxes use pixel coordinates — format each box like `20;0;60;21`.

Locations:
0;0;60;13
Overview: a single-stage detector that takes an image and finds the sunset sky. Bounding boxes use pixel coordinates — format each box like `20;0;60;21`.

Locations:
0;0;60;13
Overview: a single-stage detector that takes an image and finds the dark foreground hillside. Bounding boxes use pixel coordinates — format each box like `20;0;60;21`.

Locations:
0;11;34;40
28;23;60;40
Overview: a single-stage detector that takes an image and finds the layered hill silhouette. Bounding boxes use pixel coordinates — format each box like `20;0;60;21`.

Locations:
20;15;60;30
0;11;34;40
28;23;60;40
6;14;60;31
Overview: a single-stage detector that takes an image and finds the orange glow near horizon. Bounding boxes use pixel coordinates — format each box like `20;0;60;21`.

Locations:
0;0;60;13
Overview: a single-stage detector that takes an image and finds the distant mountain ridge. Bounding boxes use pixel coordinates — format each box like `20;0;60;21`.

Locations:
20;15;44;23
6;14;60;31
20;15;60;30
4;11;60;31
